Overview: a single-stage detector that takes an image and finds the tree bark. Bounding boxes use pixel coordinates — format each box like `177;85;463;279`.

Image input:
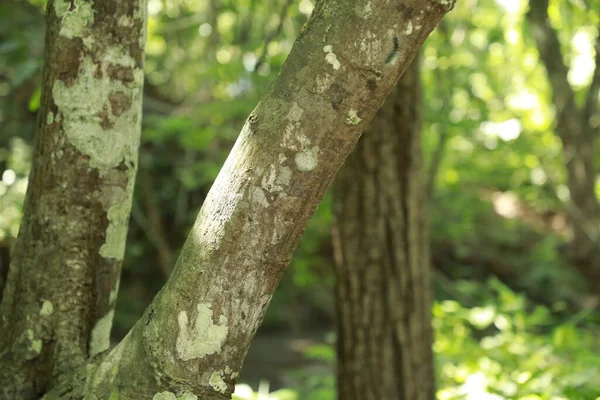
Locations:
46;1;452;398
0;0;147;398
527;0;600;287
2;0;454;398
332;56;435;400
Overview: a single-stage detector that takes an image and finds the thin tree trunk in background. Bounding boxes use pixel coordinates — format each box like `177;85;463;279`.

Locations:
0;0;147;398
42;1;454;398
333;56;435;400
425;21;452;199
527;0;600;287
139;166;175;278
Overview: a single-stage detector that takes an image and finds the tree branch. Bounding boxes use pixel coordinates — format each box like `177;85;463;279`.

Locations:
44;0;456;398
426;20;453;199
584;26;600;135
253;0;294;72
139;166;175;279
526;0;578;125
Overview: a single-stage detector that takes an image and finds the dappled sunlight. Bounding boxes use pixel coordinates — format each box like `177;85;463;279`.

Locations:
569;29;597;88
480;119;522;142
492;191;521;219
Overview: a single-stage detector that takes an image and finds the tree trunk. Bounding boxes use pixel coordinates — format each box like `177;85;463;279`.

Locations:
0;0;147;398
527;0;600;287
1;0;454;398
332;56;435;400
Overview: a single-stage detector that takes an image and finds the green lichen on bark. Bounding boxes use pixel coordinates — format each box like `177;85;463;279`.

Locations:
40;300;54;316
176;303;229;361
89;310;115;357
26;329;42;355
54;0;95;40
50;41;143;263
209;372;227;394
51;55;141;172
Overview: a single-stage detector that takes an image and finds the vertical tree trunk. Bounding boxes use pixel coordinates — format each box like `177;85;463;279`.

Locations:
0;0;147;398
527;0;600;286
333;56;435;400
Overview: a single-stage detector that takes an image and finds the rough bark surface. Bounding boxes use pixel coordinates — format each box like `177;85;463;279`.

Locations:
41;1;453;399
332;57;434;400
527;0;600;284
0;0;147;398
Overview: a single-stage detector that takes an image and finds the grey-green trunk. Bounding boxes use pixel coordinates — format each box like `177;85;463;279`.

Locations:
0;0;147;397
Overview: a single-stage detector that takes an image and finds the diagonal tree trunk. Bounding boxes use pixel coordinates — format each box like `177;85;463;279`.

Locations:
1;0;454;398
0;0;147;398
332;55;435;400
527;0;600;287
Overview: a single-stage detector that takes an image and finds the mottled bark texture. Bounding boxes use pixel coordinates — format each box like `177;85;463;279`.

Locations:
332;57;434;400
41;1;453;399
527;0;600;286
0;0;147;398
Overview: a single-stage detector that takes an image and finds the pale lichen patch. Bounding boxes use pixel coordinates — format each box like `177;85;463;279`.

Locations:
224;365;239;378
53;53;142;261
54;0;95;40
286;102;304;122
99;197;131;259
357;31;383;66
178;392;198;400
40;300;54;316
209;371;228;394
323;45;341;70
176;303;228;361
261;163;292;194
89;310;115;357
152;392;176;400
109;283;119;306
117;15;133;27
363;1;372;18
46;112;54;125
404;21;413;35
271;215;290;245
282;103;308;151
26;329;42;355
295;146;319;172
251;187;270;208
277;166;292;187
52;55;142;171
346;109;362;125
315;73;333;93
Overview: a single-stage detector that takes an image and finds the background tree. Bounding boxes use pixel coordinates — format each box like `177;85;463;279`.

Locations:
527;0;600;287
0;0;453;398
332;56;435;400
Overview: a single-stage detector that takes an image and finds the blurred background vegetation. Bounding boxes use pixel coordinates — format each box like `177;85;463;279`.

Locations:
1;0;600;398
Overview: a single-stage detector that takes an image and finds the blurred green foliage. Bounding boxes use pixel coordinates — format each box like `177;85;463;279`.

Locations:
1;0;599;397
263;280;600;400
